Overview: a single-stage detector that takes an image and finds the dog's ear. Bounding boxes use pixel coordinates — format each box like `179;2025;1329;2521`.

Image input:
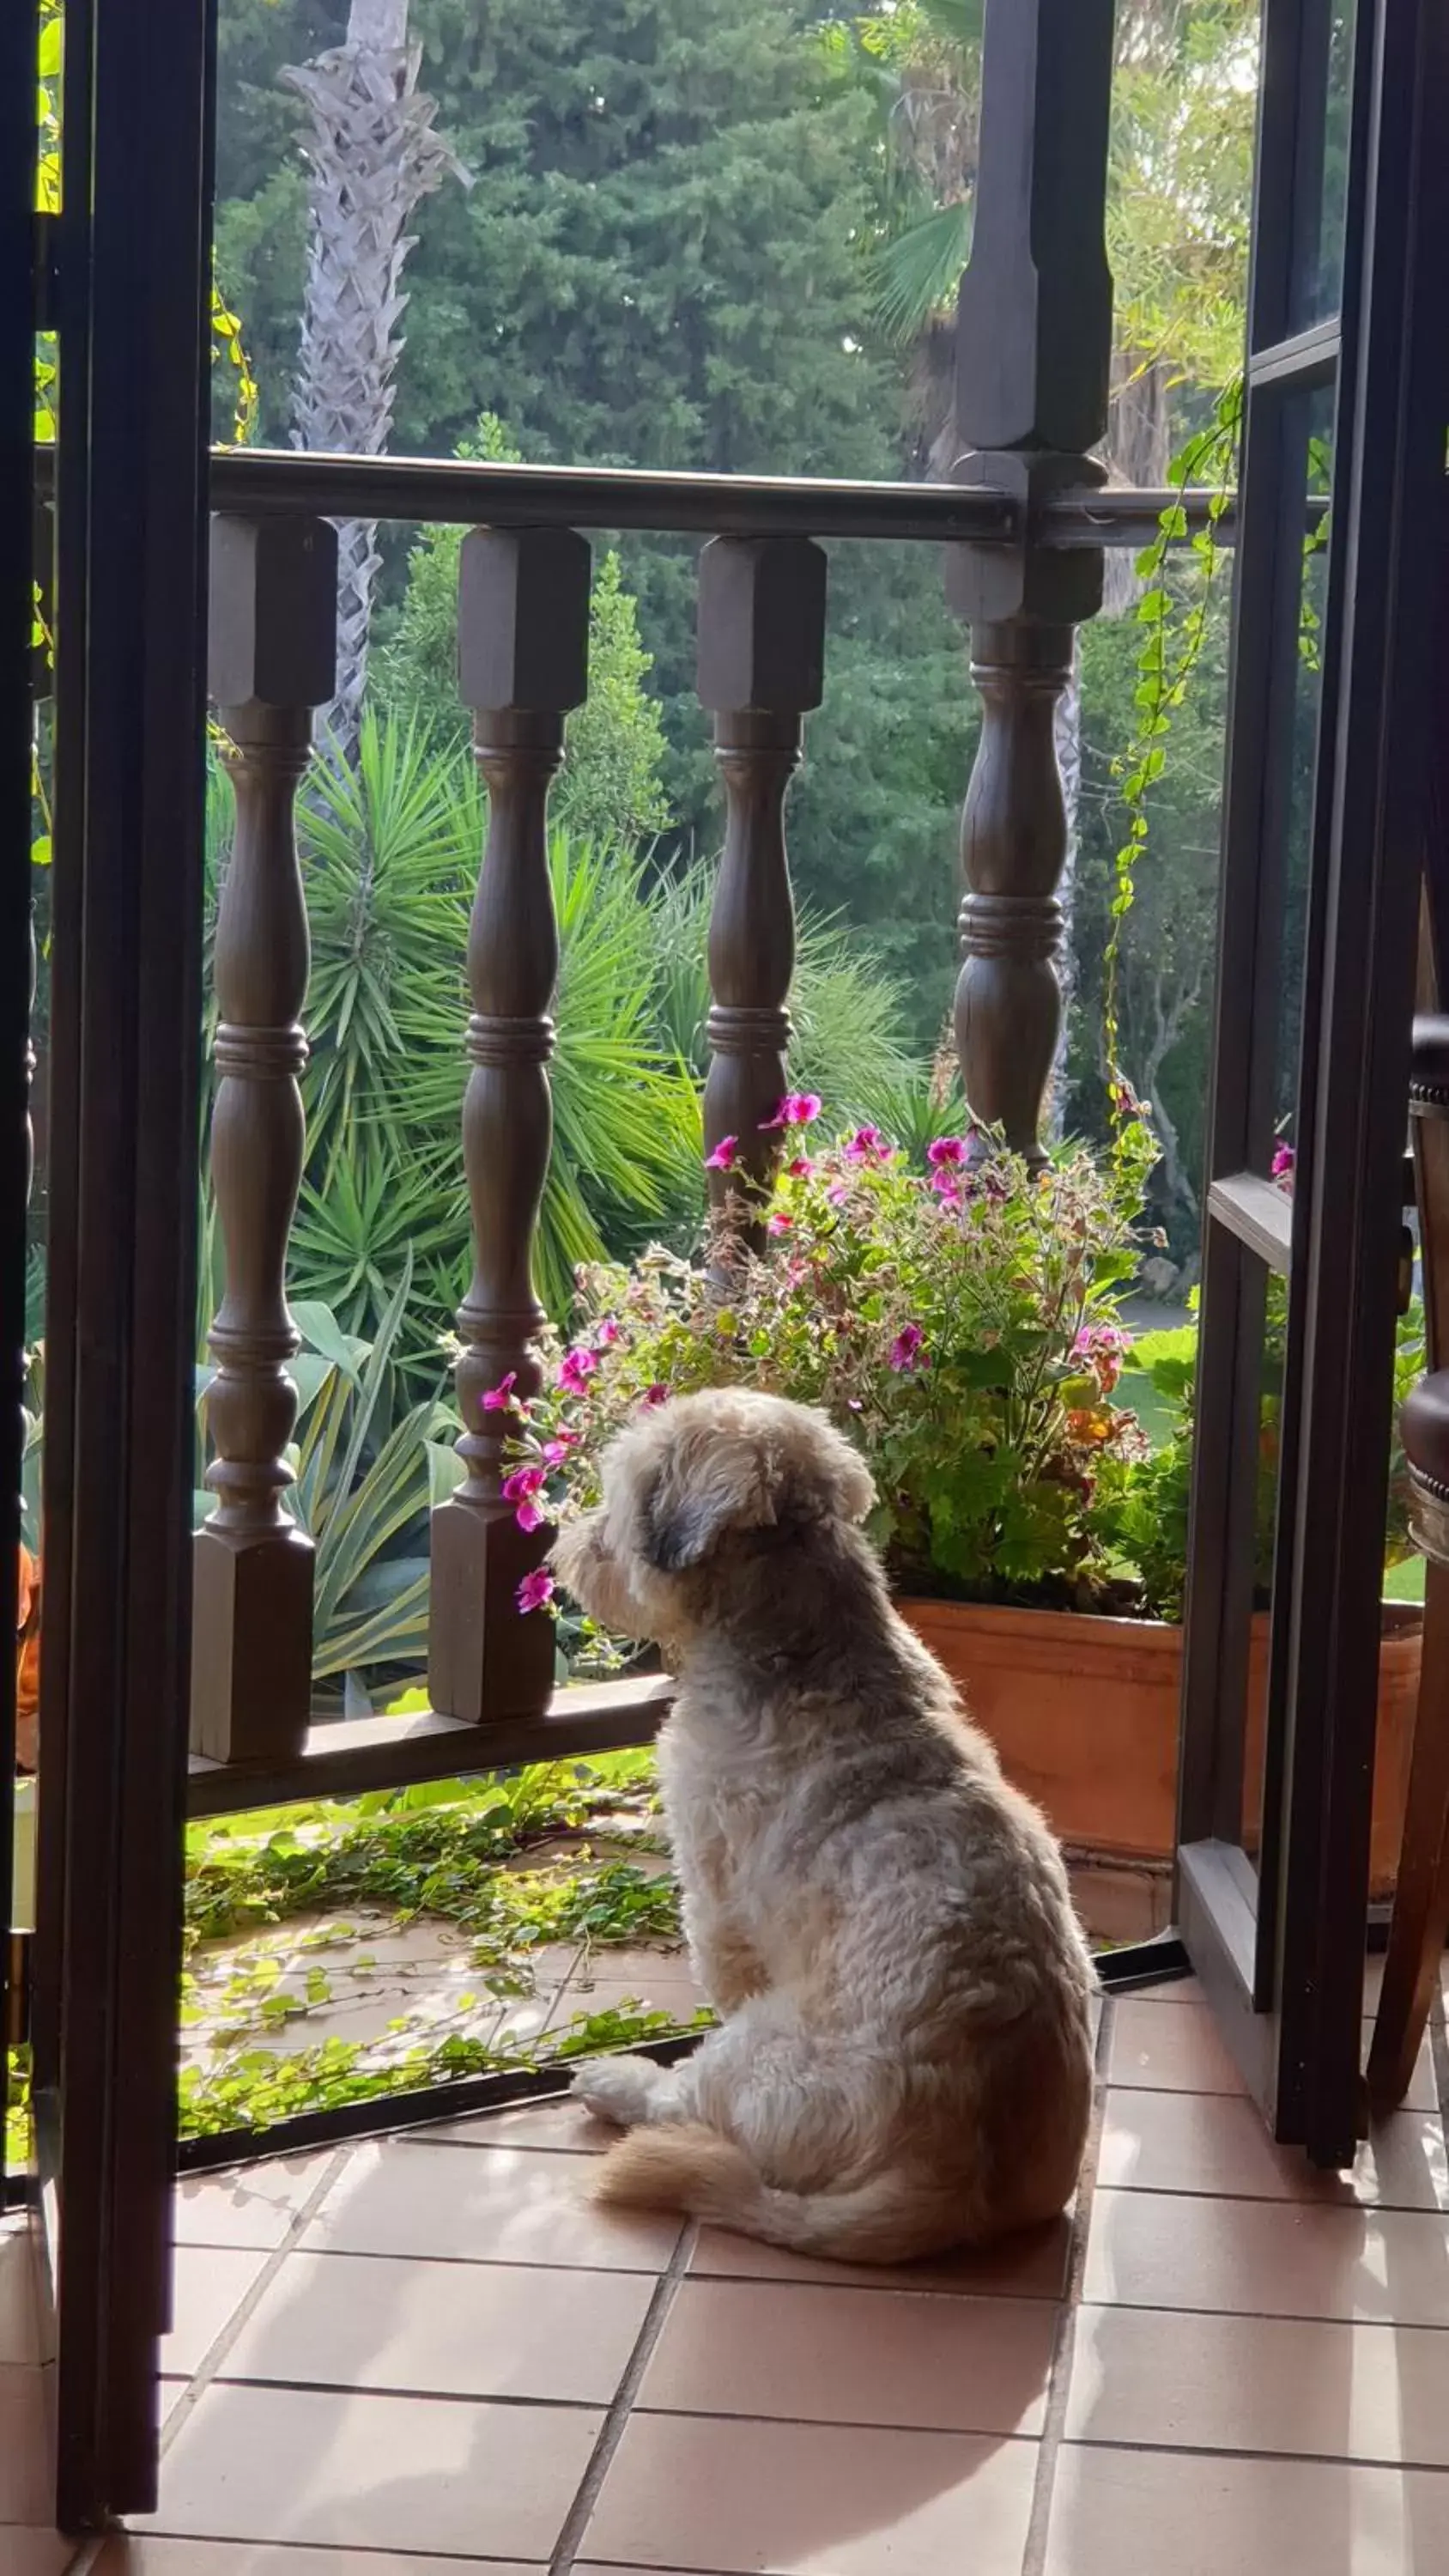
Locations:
641;1440;779;1572
824;1438;876;1525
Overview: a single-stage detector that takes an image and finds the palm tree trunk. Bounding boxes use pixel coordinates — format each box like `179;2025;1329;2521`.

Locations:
285;0;465;759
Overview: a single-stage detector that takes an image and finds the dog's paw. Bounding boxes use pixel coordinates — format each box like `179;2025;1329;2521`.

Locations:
570;2053;665;2129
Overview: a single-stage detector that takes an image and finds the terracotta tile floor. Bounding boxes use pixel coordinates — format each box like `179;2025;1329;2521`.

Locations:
5;1962;1449;2574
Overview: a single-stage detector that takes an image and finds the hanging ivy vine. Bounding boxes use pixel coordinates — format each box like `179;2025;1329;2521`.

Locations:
1103;375;1244;1116
33;0;258;453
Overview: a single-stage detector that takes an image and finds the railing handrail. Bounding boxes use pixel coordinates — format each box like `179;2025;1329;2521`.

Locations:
32;440;1248;545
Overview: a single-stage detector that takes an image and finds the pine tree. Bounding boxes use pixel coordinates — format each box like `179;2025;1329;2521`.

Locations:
215;0;977;1036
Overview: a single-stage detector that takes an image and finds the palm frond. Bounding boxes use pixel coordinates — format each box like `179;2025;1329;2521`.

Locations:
870;200;973;343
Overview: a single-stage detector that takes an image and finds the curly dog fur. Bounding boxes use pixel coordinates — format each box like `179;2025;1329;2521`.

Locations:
552;1387;1096;2263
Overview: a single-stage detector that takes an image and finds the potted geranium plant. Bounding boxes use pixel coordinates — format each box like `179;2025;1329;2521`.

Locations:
494;1103;1421;1885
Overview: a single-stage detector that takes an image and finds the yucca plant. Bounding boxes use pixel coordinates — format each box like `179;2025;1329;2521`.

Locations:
649;866;917;1129
861;1057;974;1167
368;753;702;1318
204;716;701;1360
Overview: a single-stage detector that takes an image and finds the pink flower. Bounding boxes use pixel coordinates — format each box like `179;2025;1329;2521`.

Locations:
930;1167;963;1204
542;1433;577;1467
481;1371;518;1412
558;1346;598;1395
516;1568;555;1615
826;1181;850;1206
888;1322;926;1373
927;1136;968;1169
596;1317;621;1346
844;1126;888;1163
786;1157;815;1179
760;1092;822;1131
705;1135;740;1172
766;1211;793;1236
1271;1142;1295;1183
1073;1323;1131;1396
642;1383;669;1407
503;1465;549;1535
1073;1325;1131;1360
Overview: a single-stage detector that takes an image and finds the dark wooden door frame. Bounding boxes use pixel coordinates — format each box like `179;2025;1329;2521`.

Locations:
0;0;39;2221
1179;0;1449;2164
25;0;217;2527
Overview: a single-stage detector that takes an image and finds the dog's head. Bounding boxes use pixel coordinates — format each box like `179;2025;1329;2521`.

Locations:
550;1388;875;1646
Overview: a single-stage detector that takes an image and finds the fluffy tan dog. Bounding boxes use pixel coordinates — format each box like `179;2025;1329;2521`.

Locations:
552;1387;1096;2263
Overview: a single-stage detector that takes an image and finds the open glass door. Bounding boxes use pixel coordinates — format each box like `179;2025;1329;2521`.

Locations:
15;0;216;2526
2;0;39;2249
1179;0;1449;2164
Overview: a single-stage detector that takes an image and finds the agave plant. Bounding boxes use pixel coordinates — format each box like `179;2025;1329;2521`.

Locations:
196;1257;458;1710
289;1269;457;1704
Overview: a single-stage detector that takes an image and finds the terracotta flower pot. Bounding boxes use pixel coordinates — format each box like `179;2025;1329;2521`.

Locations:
900;1595;1421;1897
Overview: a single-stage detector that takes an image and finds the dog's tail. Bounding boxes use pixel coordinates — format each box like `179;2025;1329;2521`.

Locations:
592;2123;958;2264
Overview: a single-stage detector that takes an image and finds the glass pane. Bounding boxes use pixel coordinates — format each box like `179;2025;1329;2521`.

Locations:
1268;383;1335;1145
1291;0;1357;329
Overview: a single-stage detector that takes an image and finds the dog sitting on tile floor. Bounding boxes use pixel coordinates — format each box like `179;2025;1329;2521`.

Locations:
553;1387;1096;2263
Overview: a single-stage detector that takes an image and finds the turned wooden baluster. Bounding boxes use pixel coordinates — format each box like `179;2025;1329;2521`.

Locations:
193;513;337;1763
429;525;590;1724
696;537;826;1248
946;0;1114;1163
954;616;1080;1159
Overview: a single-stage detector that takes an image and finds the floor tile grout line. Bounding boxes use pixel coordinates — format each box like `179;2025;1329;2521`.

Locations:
190;2243;681;2280
1038;2297;1449;2332
1019;1986;1113;2576
121;2536;576;2567
1103;2082;1442;2111
156;2146;352;2461
154;2382;618;2415
149;2368;1062;2435
549;2217;698;2576
61;2537;108;2575
1047;2299;1449;2328
185;2233;1065;2294
1052;2431;1449;2476
174;2229;1069;2300
1081;2180;1448;2208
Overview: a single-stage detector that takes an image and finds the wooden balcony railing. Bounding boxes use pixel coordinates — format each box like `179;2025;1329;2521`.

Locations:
187;462;1201;1813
